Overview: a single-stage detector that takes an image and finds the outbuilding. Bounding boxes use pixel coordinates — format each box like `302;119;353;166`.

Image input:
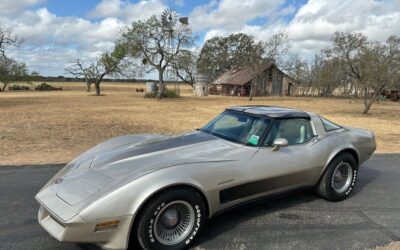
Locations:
209;63;298;97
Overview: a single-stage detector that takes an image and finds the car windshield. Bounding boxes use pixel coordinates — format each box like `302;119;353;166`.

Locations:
199;110;270;146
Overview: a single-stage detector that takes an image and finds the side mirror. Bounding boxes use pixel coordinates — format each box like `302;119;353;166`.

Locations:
271;138;289;151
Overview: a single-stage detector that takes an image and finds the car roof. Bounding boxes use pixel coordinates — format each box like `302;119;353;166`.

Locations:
226;105;310;119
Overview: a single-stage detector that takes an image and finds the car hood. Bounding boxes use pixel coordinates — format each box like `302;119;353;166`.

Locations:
89;131;230;178
37;131;240;218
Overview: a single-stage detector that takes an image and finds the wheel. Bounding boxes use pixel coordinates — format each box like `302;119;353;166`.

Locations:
136;188;205;250
316;153;358;201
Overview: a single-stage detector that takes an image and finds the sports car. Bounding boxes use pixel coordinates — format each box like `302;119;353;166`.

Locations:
36;106;376;250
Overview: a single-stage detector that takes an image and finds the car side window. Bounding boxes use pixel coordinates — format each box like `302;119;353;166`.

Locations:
264;118;314;146
319;116;342;132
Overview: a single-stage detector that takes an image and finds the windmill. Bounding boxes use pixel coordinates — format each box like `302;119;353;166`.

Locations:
161;9;189;94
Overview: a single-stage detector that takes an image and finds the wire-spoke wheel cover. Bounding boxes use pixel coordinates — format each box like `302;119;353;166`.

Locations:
153;200;195;245
331;161;353;194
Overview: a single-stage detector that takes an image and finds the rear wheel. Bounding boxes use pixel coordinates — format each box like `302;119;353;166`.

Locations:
316;153;358;201
136;188;205;250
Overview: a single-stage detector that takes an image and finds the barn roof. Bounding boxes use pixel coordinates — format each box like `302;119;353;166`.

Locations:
213;63;275;86
213;63;281;85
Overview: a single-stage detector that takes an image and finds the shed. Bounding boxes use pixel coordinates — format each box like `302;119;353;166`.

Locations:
209;63;298;97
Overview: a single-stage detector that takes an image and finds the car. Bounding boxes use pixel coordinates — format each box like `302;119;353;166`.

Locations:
36;106;376;250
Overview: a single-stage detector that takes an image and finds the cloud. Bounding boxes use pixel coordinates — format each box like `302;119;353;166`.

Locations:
0;0;45;15
89;0;167;23
175;0;184;7
202;0;400;59
1;7;126;76
0;0;167;76
2;0;400;76
189;0;287;31
285;0;400;57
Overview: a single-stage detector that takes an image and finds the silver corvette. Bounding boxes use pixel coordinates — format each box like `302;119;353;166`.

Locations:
36;106;376;250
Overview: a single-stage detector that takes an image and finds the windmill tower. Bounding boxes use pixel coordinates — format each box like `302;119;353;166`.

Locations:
161;9;189;95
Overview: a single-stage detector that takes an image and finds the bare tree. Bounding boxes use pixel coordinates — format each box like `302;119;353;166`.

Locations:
282;54;312;96
243;33;288;100
242;41;265;101
65;59;95;92
326;32;400;114
0;26;20;59
120;12;195;99
65;47;125;96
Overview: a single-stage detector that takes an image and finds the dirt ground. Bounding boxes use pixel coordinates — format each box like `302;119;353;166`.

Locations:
375;242;400;250
0;82;399;165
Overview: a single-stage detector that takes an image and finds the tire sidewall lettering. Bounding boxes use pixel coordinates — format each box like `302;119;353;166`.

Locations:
345;169;357;196
185;204;201;245
148;202;165;244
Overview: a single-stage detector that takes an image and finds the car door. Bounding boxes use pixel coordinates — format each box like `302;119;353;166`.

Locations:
250;118;326;196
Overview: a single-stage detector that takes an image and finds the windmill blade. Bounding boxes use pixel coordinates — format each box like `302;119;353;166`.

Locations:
161;8;178;29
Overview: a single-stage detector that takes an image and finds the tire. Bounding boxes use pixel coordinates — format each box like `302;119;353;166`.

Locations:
316;153;358;201
136;188;205;250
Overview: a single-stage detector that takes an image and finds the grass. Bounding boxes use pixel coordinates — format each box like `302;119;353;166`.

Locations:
375;242;400;250
0;81;399;165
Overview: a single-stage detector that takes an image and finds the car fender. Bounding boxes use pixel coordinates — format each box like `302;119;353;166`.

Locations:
324;144;360;171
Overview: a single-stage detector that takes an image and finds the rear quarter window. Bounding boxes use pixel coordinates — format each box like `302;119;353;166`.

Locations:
319;116;342;132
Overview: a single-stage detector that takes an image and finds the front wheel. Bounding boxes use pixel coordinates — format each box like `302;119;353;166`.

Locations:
136;188;205;250
316;152;358;201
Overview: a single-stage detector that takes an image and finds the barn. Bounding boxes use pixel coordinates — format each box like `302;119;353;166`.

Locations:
209;63;298;97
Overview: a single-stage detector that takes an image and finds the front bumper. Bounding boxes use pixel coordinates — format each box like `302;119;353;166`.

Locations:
37;205;133;250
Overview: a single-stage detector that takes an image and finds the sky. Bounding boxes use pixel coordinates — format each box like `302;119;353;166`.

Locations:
1;0;400;77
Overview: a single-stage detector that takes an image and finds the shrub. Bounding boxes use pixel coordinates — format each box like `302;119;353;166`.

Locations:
35;82;62;91
144;89;180;98
8;84;31;91
144;92;157;98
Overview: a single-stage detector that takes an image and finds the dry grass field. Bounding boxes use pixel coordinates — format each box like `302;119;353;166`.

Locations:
375;242;400;250
0;82;399;165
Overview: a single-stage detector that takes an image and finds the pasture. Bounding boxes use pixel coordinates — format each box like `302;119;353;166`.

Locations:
0;82;399;165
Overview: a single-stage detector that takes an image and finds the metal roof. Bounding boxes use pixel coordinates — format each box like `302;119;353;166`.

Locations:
213;63;274;86
226;106;310;118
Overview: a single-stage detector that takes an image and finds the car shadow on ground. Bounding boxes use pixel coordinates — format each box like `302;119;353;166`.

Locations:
192;163;381;247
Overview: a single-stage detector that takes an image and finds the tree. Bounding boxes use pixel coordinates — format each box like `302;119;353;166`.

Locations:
65;59;96;92
0;58;28;91
197;34;251;81
0;26;19;59
244;33;288;100
326;32;400;114
120;12;195;99
282;54;314;96
65;43;126;96
174;49;197;87
240;39;265;100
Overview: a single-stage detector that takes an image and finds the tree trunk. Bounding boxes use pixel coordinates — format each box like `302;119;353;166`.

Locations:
86;81;91;92
249;85;255;101
95;82;101;96
94;73;107;96
1;83;8;92
157;70;165;99
362;89;375;114
248;79;256;101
